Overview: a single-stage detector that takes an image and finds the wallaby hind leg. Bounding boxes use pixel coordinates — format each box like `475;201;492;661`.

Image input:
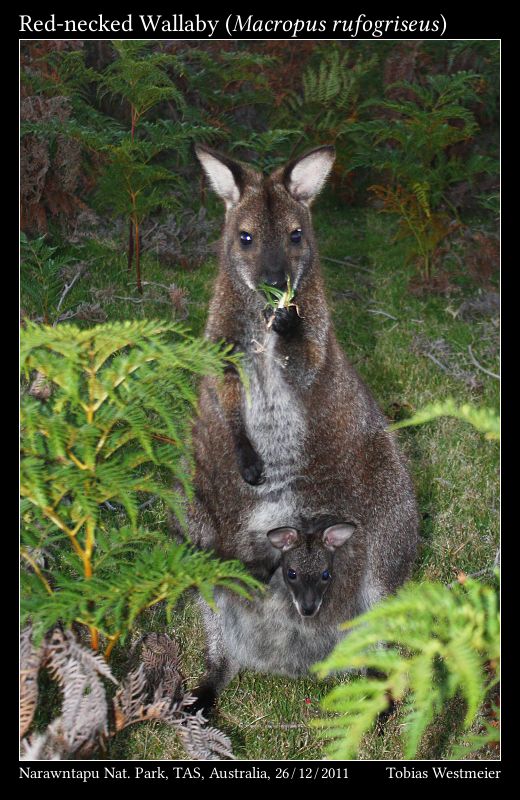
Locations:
190;602;240;717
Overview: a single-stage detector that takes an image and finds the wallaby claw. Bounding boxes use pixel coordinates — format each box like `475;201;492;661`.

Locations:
262;306;275;324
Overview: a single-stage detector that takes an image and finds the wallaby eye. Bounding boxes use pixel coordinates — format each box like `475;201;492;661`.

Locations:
287;569;297;581
322;570;331;581
290;228;302;244
240;231;253;246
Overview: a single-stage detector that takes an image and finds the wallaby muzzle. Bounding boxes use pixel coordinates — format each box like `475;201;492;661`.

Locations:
262;273;288;291
294;585;326;618
299;601;321;618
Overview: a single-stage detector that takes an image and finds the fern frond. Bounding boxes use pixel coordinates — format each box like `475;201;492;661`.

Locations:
177;712;236;760
21;321;252;647
313;577;500;760
20;625;42;738
389;399;500;440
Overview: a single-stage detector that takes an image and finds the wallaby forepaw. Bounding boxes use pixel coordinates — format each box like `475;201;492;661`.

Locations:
241;460;266;486
237;441;265;485
271;305;300;336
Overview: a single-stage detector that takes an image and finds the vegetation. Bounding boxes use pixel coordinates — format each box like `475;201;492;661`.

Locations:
390;398;499;440
348;72;497;281
313;575;499;759
95;42;197;293
20;233;77;325
20;319;260;653
20;628;237;760
20;40;499;761
275;43;377;168
314;400;499;760
259;277;299;322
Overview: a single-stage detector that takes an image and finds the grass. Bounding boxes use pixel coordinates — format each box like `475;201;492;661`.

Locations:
22;198;499;760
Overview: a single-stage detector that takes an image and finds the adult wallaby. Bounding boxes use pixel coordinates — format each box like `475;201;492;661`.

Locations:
184;144;418;712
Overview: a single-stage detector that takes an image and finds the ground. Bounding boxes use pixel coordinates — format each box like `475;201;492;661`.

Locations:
33;199;500;760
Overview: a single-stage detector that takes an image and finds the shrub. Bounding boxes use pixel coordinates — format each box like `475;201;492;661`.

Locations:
20;320;261;653
313;575;499;759
348;72;498;281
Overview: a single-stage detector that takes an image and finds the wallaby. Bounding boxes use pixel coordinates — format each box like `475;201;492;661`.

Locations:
267;522;355;617
191;515;359;714
182;144;418;713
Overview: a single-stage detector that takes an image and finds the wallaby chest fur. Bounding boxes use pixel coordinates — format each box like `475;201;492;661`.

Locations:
244;333;307;498
207;575;343;677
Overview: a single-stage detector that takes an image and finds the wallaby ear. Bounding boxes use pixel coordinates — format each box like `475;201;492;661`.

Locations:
267;527;299;551
194;144;244;209
322;523;356;550
284;145;336;205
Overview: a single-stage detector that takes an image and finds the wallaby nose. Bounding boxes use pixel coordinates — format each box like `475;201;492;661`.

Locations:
301;604;317;617
264;274;287;291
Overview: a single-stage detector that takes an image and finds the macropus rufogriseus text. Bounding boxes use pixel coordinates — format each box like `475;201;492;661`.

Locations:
182;144;418;713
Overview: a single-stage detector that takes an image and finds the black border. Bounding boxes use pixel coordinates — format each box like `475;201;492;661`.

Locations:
17;4;507;784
